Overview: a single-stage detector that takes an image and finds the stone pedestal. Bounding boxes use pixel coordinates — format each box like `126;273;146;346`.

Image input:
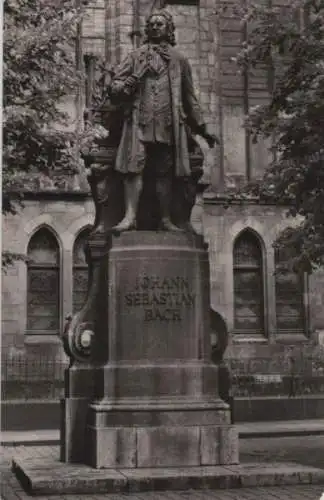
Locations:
74;232;238;468
61;232;238;467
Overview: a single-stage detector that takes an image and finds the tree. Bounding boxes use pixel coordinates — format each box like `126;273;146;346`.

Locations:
232;0;324;272
3;0;89;267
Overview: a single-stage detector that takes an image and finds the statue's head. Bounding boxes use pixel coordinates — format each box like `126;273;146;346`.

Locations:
144;9;176;46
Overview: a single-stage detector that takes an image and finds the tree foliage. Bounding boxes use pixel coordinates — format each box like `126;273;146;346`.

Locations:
233;0;324;272
3;0;90;216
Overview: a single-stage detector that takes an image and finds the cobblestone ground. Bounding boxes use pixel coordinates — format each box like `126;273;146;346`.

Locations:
1;445;323;500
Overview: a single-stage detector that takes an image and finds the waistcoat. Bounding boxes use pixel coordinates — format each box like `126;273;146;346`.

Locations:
138;54;173;144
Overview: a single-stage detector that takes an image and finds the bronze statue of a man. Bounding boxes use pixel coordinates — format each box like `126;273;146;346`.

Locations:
109;9;215;233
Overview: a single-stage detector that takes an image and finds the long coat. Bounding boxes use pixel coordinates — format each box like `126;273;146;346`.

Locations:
110;44;205;177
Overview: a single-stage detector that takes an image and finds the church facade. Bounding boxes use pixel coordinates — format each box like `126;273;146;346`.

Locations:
3;0;324;378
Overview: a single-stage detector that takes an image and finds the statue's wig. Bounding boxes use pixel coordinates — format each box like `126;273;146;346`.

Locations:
144;9;176;46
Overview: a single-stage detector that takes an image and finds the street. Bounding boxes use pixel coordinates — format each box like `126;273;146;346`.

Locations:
1;436;324;500
240;435;324;470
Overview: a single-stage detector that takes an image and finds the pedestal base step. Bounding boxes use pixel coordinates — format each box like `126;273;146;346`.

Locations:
87;424;238;468
12;455;324;496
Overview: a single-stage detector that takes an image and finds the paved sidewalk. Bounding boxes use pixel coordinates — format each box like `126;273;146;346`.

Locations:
1;446;324;500
2;420;324;446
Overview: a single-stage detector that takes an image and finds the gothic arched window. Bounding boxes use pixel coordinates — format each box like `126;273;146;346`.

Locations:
275;249;306;334
27;228;60;335
72;229;90;314
233;230;265;335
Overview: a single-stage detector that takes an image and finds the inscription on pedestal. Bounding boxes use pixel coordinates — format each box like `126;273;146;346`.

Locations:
124;275;196;322
112;250;203;360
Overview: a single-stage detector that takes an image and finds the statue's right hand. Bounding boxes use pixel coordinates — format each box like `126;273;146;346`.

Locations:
124;75;140;95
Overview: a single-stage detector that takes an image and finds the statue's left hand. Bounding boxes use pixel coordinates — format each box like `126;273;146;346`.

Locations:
204;132;219;149
197;124;220;149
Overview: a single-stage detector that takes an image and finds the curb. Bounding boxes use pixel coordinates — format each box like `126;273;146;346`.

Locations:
239;428;324;438
12;456;324;495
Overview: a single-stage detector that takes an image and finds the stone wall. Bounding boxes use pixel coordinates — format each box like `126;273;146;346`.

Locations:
82;0;107;58
2;196;94;359
203;200;324;363
3;195;324;364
